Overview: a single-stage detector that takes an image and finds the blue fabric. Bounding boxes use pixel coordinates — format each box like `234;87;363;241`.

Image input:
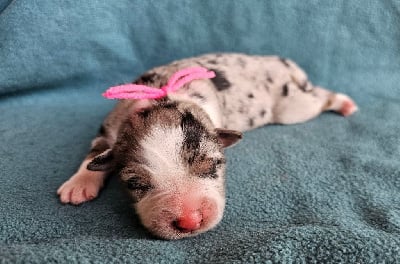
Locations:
1;0;400;262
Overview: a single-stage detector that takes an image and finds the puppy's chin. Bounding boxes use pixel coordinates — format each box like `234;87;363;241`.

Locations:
134;192;225;240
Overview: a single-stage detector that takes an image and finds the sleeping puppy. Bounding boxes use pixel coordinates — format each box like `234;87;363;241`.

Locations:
57;53;358;239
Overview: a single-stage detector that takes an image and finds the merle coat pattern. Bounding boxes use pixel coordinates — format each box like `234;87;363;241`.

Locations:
57;53;358;239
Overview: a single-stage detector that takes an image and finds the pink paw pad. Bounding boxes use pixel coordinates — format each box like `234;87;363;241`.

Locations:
339;98;358;117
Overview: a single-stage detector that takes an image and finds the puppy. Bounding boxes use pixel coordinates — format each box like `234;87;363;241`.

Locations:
57;53;358;239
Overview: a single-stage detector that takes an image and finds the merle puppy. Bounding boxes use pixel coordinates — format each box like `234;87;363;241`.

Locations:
57;53;358;239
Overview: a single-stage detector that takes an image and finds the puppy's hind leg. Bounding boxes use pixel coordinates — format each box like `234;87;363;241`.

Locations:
317;87;358;117
273;84;358;125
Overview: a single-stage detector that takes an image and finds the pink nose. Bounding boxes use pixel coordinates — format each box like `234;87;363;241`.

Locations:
174;210;203;232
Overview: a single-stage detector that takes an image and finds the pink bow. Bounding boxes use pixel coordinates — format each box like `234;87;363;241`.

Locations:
103;67;216;100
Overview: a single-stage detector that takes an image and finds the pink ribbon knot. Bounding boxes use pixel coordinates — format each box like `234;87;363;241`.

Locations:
103;67;216;100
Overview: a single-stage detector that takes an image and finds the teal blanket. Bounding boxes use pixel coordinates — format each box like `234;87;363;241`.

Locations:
1;1;400;263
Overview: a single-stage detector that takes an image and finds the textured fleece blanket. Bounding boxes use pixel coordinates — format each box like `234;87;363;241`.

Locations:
1;0;400;263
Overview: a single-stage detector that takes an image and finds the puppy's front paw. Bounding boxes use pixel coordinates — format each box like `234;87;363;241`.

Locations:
57;173;104;205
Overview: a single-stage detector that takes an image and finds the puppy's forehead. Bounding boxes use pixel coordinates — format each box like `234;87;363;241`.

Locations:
138;108;220;178
138;101;215;130
146;102;183;127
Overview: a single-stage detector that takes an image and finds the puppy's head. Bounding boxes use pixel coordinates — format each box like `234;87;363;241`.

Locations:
88;101;242;239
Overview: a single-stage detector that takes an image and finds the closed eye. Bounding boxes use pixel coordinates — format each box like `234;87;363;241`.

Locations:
193;157;226;179
125;176;153;191
215;158;226;166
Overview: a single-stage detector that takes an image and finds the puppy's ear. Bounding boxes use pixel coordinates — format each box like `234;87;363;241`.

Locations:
215;129;243;148
87;149;114;171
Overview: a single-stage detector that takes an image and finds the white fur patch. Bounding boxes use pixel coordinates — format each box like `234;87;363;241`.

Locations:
140;125;186;183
